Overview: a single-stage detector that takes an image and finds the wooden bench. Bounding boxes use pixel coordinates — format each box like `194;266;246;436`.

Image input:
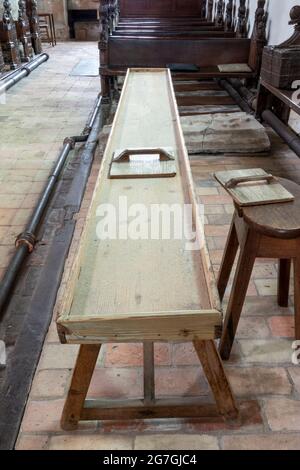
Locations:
99;0;267;97
57;69;239;428
15;1;34;63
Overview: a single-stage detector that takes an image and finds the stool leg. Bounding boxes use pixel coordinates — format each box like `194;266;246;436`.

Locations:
217;218;239;301
294;257;300;340
219;229;260;360
278;259;291;308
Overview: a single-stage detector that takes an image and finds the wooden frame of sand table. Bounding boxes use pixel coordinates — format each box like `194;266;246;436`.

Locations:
57;68;239;429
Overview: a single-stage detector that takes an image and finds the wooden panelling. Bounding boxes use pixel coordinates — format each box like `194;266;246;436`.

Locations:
119;0;204;18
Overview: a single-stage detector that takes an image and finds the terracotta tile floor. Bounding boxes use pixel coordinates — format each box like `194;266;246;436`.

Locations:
16;115;300;449
2;41;298;451
0;42;99;281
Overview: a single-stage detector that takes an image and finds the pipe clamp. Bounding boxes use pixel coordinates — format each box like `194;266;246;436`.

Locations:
15;232;37;253
63;137;76;149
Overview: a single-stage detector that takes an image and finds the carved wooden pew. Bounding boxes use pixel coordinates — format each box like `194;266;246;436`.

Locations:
0;0;21;70
25;0;42;55
57;68;240;429
99;0;266;97
118;0;206;19
116;1;239;31
114;1;244;38
0;43;5;73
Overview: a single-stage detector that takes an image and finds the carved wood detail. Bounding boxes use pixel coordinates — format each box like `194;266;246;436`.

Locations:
16;0;33;62
215;0;225;27
248;0;267;76
0;0;22;69
207;0;214;21
0;44;5;73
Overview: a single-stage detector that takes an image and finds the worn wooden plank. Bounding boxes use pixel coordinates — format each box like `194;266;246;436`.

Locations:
57;69;221;343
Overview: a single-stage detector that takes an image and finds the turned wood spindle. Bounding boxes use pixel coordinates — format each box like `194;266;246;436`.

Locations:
215;0;225;28
236;0;247;38
0;0;22;69
16;0;33;62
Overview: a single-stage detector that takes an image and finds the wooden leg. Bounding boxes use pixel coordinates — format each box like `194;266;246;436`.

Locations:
294;258;300;340
278;259;291;308
61;344;101;431
219;229;260;360
193;340;239;420
143;342;155;405
101;75;110;99
217;218;239;301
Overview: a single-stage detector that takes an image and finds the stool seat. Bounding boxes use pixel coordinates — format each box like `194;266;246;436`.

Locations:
242;178;300;240
217;177;300;360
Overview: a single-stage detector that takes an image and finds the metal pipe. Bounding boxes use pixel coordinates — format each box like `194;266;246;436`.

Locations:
262;110;300;158
0;53;49;95
218;79;254;114
0;94;104;317
227;78;257;109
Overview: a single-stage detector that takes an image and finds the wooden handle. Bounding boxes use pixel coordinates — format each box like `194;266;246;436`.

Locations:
114;148;174;163
225;174;277;189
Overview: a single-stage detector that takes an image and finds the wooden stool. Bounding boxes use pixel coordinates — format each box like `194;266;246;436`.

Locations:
218;177;300;360
39;14;56;47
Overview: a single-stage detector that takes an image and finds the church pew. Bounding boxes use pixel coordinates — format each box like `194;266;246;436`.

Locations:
99;0;267;97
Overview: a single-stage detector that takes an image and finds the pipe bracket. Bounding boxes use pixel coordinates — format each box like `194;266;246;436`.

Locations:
20;65;31;76
15;232;37;253
63;137;76;149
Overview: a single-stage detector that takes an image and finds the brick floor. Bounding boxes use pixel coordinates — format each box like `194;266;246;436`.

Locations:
0;42;99;278
6;45;300;450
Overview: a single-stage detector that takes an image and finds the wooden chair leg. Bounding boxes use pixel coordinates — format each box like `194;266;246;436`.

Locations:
278;259;291;308
143;342;155;405
217;218;239;301
61;344;101;431
193;340;239;420
294;257;300;340
219;229;260;360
